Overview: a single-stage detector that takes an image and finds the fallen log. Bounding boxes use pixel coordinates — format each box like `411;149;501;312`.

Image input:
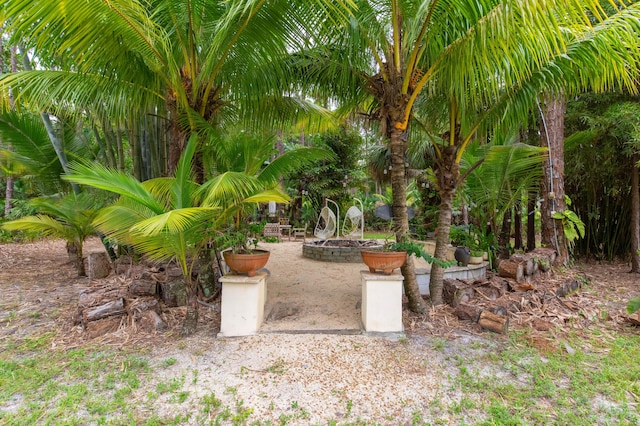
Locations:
498;260;524;283
130;279;157;296
83;298;126;323
478;309;509;334
443;279;475;307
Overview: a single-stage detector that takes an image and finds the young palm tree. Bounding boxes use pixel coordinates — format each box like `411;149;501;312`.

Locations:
64;136;290;335
1;193;101;276
291;0;640;306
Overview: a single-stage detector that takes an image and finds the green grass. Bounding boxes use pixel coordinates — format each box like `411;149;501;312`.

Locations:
445;329;640;425
1;320;638;424
0;336;151;425
363;232;394;240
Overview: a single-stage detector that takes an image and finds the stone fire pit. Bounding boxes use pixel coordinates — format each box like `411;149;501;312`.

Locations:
302;239;382;263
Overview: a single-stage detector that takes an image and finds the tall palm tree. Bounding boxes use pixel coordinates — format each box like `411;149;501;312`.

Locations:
1;0;354;178
291;0;640;306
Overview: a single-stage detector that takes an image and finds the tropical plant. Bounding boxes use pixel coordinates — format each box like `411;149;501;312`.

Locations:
291;0;640;306
64;136;288;335
1;193;101;276
2;0;353;179
627;296;640;316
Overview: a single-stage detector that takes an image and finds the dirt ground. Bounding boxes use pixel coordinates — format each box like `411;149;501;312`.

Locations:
1;237;639;422
0;237;639;345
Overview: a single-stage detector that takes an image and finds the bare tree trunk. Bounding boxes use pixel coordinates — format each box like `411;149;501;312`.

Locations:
430;146;460;305
3;44;16;217
631;152;640;272
20;47;81;194
526;191;537;252
539;93;569;266
514;201;523;250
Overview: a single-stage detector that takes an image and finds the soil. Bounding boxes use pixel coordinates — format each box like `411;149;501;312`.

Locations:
1;237;639;423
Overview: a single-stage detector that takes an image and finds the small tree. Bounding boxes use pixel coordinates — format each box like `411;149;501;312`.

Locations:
1;193;100;276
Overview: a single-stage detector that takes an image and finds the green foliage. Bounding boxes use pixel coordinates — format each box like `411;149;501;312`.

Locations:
286;128;364;224
552;198;586;247
565;93;640;259
627;297;640;315
387;240;455;269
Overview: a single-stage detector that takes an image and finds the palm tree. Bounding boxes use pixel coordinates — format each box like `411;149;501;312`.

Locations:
291;0;640;306
1;193;101;276
64;136;290;335
2;0;354;179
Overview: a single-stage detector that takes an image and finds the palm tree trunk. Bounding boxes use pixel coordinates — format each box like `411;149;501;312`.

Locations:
20;47;81;195
430;147;460;305
514;202;523;250
389;127;426;313
498;209;512;259
429;187;455;305
75;240;85;276
539;93;569;266
3;44;17;217
631;152;640;273
181;280;199;336
526;191;537;252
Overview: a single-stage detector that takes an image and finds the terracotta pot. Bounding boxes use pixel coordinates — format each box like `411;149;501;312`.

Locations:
468;256;484;265
361;250;407;275
223;250;270;277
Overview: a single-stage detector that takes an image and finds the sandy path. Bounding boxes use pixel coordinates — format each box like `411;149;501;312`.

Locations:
259;240;365;333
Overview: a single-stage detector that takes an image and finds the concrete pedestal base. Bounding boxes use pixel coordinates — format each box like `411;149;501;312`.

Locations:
218;272;267;337
361;271;403;333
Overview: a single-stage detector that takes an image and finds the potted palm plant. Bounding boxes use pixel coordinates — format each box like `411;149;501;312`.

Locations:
361;240;453;275
216;222;270;277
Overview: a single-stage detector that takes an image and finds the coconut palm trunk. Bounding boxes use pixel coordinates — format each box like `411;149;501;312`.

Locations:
389;126;424;312
429;146;461;305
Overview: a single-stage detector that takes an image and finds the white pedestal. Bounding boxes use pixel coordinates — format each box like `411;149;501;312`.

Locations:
218;272;267;337
361;271;403;333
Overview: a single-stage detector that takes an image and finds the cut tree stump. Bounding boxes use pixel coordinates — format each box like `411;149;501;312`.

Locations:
138;310;167;331
511;254;535;276
498;260;524;282
530;247;556;271
160;279;187;307
130;279;157;296
454;302;482;322
87;252;111;279
478;309;509;334
86;316;122;338
443;279;476;307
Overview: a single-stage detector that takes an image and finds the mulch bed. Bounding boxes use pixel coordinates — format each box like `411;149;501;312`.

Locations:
1;238;638;352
